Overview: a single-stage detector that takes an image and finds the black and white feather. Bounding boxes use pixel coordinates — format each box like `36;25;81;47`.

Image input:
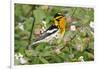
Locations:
30;25;59;46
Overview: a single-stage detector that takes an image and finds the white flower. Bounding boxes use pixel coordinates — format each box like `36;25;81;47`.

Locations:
54;48;61;54
42;20;47;28
15;53;27;64
90;21;94;29
18;22;24;31
15;54;19;60
41;27;46;33
78;56;84;62
41;20;47;33
19;57;27;64
70;25;76;31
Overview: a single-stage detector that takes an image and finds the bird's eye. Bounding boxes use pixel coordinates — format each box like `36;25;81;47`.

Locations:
56;19;60;21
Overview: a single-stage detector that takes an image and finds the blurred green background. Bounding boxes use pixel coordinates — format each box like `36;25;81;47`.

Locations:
14;3;94;65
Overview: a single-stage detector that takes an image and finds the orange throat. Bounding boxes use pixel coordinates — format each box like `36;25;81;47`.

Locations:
59;17;65;37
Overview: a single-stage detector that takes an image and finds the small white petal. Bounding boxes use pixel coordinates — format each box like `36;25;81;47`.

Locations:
42;21;46;24
15;54;19;60
55;48;61;54
90;21;94;29
42;21;47;28
70;25;76;31
18;22;24;31
41;27;46;33
79;56;84;62
19;57;27;64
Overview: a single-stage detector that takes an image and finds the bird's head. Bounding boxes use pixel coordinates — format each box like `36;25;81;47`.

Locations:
53;13;65;26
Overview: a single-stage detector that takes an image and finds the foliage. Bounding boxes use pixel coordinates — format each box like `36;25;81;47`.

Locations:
14;4;94;65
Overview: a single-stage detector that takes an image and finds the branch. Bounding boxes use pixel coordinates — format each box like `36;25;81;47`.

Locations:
27;6;35;50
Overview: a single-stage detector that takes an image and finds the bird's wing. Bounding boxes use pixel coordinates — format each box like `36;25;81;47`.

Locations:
35;25;58;41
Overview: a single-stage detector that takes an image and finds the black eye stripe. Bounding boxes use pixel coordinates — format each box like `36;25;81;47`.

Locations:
56;16;63;21
56;19;60;21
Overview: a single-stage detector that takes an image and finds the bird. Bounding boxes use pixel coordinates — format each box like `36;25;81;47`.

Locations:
29;13;66;46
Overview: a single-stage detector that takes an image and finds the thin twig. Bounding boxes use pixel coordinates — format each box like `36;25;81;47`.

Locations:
27;6;35;50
